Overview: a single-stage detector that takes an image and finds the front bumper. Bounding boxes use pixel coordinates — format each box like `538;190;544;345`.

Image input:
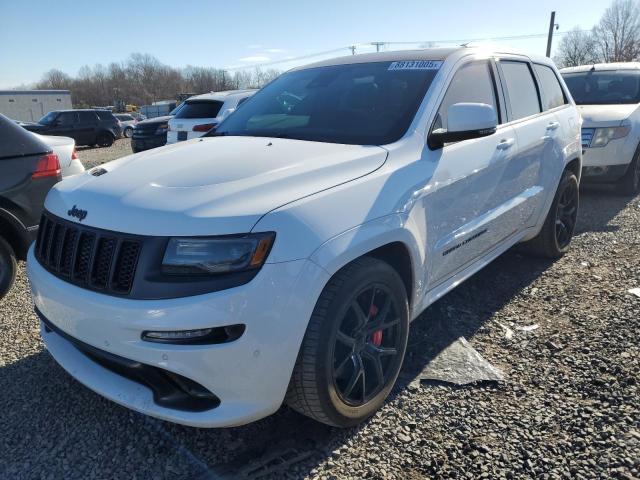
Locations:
28;247;330;427
131;135;166;152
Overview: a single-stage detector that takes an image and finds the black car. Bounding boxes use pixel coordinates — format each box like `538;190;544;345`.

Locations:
0;114;61;298
22;109;122;147
131;114;171;153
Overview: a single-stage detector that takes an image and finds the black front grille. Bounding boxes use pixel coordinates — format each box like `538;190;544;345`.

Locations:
36;212;141;295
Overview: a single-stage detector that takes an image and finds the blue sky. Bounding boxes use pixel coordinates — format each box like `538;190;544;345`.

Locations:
0;0;608;88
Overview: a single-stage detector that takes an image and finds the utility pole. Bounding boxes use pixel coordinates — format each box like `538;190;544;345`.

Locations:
545;11;556;57
349;45;356;55
372;42;385;52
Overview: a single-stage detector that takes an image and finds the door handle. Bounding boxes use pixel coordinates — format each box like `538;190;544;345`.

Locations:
497;138;515;150
546;121;560;131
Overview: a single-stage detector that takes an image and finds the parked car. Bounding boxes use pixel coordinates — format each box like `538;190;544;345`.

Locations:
561;63;640;194
114;114;137;138
166;89;256;144
22;109;122;147
0;114;61;299
131;115;171;153
27;47;581;428
130;112;147;122
33;133;85;177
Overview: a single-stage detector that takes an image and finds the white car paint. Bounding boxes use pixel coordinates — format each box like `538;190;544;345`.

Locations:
33;133;85;177
166;90;256;144
28;47;581;427
561;63;640;182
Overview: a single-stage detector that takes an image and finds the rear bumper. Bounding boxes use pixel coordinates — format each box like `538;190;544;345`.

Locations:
166;131;203;144
27;246;330;427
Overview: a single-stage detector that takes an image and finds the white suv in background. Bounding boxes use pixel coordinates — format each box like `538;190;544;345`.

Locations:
562;63;640;194
166;89;256;144
28;47;581;428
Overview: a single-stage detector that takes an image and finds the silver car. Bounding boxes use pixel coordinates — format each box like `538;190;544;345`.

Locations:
114;114;137;138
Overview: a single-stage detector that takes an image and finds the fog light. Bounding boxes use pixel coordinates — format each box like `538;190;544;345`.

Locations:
142;325;245;345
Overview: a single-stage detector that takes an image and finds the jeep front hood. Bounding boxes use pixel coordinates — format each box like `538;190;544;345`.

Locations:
44;136;387;235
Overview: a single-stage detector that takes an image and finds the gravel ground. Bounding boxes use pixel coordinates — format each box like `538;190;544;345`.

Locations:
0;144;638;479
76;138;133;170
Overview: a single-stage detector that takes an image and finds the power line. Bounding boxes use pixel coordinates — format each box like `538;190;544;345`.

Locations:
227;29;590;71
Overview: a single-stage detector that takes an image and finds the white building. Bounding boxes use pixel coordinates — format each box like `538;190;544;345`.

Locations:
0;90;72;122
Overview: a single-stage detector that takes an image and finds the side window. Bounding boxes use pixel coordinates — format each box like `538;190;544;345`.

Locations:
534;64;567;110
433;61;499;131
56;112;76;126
500;61;541;120
78;111;98;124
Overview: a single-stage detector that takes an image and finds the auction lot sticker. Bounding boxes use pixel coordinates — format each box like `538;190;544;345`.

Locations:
388;60;443;70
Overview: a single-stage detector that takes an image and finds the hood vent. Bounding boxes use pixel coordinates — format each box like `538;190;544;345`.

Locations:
91;167;107;177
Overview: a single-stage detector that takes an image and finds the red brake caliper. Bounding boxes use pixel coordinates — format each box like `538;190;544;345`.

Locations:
369;304;383;346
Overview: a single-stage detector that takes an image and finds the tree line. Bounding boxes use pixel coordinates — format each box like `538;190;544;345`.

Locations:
35;53;281;108
555;0;640;67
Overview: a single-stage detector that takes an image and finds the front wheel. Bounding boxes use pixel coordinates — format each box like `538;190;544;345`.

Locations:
618;150;640;195
0;236;17;300
522;169;579;258
124;127;133;138
286;257;409;427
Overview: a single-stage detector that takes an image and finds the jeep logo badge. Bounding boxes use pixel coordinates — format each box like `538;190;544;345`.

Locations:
67;205;88;222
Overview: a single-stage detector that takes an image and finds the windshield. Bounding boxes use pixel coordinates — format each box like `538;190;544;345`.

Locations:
38;111;58;125
214;61;441;145
563;70;640;105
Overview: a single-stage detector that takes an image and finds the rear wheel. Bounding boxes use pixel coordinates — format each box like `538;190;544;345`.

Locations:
617;150;640;195
522;169;579;258
0;236;17;300
286;257;409;427
96;132;114;147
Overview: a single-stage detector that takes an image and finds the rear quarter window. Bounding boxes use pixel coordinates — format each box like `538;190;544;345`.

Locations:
534;64;567;110
500;61;541;121
175;101;224;119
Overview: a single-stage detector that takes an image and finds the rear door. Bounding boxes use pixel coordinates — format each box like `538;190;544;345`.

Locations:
496;58;565;227
426;59;519;287
76;111;99;145
167;100;224;143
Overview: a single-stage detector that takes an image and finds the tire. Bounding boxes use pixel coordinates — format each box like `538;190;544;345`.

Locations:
124;127;133;138
0;236;17;300
617;149;640;195
96;132;114;148
523;169;579;258
286;256;409;427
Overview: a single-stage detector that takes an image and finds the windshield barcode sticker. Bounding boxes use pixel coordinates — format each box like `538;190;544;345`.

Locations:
388;60;443;71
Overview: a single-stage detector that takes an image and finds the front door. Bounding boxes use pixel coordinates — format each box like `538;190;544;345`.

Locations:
425;59;520;288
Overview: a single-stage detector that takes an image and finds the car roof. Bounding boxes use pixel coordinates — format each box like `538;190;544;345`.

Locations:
291;46;554;71
560;62;640;73
186;89;257;102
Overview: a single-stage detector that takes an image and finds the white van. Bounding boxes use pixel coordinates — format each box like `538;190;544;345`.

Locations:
28;47;581;428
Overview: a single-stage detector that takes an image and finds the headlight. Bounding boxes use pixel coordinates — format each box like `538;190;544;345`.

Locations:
162;232;275;275
155;123;169;135
590;125;631;147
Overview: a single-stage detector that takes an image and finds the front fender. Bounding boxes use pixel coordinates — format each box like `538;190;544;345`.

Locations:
308;213;426;315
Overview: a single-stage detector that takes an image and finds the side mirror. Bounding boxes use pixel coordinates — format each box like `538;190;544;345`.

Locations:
220;108;236;120
429;103;498;149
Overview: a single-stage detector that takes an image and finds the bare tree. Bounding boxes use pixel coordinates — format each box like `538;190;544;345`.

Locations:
593;0;640;62
554;27;599;68
35;69;72;90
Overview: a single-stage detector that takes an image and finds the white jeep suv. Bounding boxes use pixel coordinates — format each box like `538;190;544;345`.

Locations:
562;63;640;194
28;47;581;428
166;89;256;144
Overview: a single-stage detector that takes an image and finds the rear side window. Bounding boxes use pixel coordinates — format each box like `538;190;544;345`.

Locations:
175;101;224;119
433;61;499;131
500;61;541;120
534;64;567;110
78;111;98;124
96;111;116;121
